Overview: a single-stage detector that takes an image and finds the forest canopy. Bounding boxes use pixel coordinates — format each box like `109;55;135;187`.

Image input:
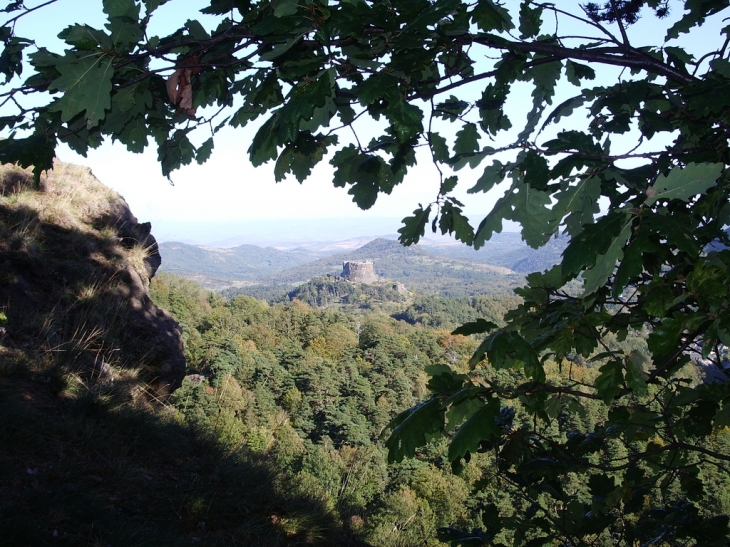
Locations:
3;0;730;545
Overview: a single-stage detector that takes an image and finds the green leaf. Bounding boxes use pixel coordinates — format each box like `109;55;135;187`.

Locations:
248;113;280;166
398;206;432;246
544;130;600;154
518;60;562;141
473;180;555;249
665;1;727;40
453;123;480;156
107;19;144;47
0;133;56;182
714;402;730;428
103;0;138;19
518;2;542;38
184;19;210;40
625;352;648;397
384;398;444;463
439;201;474;245
565;61;595;85
158;130;195;177
562;210;632;277
260;35;304;62
58;25;112;50
49;55;114;127
196;137;214;165
468;160;509;194
521;150;550;190
144;0;169;14
452;319;498;336
554;176;601;236
472;191;514;249
582;215;633;294
448;397;501;464
472;331;545;382
273;133;329;182
589;474;616;499
274;0;299;17
471;0;513;32
445;388;486;431
429;132;449;163
541;95;587;131
115;116;148;153
679;466;705;501
647;314;685;361
645;163;723;206
329;147;392;210
595;361;624;404
440;175;458;194
427;365;470;394
387;99;423;142
512;185;555;248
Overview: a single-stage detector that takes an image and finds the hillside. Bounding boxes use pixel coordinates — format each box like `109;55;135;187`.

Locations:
419;232;567;273
0;163;361;546
3;163;724;546
283;275;410;313
158;241;319;289
159;230;565;298
0;162;185;392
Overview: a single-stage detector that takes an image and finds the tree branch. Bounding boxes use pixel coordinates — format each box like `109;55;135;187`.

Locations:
472;35;698;84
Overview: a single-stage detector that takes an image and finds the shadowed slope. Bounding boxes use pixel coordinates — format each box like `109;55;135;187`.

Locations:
0;162;365;546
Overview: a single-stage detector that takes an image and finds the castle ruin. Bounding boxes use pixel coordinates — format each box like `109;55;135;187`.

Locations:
342;261;377;283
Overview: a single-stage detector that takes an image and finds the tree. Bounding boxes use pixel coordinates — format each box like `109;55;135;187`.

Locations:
3;0;730;544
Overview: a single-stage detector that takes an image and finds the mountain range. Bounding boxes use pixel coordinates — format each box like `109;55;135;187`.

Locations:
157;241;316;287
158;233;567;297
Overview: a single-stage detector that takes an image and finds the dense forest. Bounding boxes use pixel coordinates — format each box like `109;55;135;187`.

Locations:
2;161;728;545
3;162;728;546
150;272;730;546
4;0;730;543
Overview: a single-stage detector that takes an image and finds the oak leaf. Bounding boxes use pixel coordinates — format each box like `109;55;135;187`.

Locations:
166;68;195;115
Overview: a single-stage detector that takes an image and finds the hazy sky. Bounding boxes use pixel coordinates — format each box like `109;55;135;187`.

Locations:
4;1;720;243
14;0;500;230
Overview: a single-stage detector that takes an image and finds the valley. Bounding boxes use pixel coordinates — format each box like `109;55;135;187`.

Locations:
2;163;728;547
158;233;566;297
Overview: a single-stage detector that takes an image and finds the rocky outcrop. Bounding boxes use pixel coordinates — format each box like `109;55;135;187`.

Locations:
342;260;377;283
0;161;185;394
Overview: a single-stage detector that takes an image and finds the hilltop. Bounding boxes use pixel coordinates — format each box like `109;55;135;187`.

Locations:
159;232;565;298
222;238;523;300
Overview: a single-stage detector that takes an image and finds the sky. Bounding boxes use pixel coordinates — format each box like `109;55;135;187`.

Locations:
12;0;501;243
3;1;723;245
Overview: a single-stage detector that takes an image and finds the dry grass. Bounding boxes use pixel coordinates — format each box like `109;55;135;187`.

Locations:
30;163;119;229
0;161;167;383
127;242;155;279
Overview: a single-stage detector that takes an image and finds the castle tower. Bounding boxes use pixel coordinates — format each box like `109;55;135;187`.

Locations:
342;261;377;283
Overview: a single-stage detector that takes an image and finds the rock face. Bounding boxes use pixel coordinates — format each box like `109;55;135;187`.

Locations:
342;261;377;283
0;161;185;394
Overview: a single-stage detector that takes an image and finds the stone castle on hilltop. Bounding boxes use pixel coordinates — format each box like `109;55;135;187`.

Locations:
342;261;377;283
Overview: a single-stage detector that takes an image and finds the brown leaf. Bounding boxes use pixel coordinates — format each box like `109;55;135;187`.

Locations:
166;68;182;104
166;68;195;116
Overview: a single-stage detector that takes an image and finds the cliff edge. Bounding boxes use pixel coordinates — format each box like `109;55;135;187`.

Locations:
0;161;185;395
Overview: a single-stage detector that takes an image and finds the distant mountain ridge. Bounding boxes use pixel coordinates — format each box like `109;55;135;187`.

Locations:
222;238;523;298
159;234;566;295
418;232;568;273
158;241;318;287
